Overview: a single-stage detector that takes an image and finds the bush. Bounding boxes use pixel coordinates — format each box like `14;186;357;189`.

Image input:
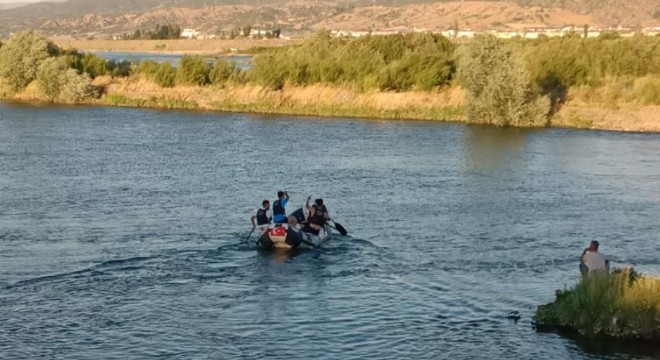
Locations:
535;268;660;341
81;53;108;78
154;63;176;88
176;55;210;86
36;57;91;102
458;35;549;127
209;59;237;85
0;30;51;90
250;31;456;92
37;57;69;101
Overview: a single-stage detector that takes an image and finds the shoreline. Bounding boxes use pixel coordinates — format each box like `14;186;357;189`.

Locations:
2;80;659;133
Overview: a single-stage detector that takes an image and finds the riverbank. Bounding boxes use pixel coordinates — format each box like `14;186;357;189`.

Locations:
52;38;302;55
2;77;659;132
535;268;660;342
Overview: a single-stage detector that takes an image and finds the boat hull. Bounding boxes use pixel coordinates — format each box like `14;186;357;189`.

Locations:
257;224;332;250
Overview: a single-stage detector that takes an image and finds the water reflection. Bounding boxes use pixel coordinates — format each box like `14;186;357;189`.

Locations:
463;125;528;171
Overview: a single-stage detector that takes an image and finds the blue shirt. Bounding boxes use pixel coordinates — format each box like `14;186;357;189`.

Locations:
272;198;289;223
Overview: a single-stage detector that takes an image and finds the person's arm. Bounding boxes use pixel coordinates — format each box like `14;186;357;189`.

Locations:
250;214;256;227
324;209;331;220
284;191;289;200
305;195;312;212
580;248;588;264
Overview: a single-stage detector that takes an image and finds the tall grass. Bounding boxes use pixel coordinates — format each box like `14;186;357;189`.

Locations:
535;268;660;341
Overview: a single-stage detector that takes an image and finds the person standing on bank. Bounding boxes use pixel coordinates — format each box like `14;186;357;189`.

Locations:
580;240;610;275
250;200;272;234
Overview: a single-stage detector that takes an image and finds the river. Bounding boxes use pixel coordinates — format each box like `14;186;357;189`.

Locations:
1;103;659;359
90;51;253;69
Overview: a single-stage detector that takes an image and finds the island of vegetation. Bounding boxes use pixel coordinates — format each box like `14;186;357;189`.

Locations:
0;30;659;132
535;268;660;342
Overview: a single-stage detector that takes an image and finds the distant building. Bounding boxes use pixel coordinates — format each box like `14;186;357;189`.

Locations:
181;28;199;39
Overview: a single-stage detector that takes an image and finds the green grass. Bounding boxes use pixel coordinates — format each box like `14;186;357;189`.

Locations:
102;93;199;110
535;268;660;341
211;100;464;122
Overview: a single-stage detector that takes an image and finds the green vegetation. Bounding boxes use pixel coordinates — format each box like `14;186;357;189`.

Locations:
251;30;455;91
458;35;549;127
36;57;92;102
121;24;181;40
535;268;660;341
1;30;659;130
0;30;52;90
175;55;211;86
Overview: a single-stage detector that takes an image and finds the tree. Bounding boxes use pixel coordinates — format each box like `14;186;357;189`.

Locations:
37;57;68;101
458;35;549;127
36;57;91;102
0;30;50;90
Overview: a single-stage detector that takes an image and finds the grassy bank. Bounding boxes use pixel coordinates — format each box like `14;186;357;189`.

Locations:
535;268;660;342
2;76;660;131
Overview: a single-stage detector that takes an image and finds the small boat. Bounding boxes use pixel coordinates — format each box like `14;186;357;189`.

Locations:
257;223;332;250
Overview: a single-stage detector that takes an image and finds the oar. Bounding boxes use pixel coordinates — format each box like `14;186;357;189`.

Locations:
329;220;348;236
243;226;256;243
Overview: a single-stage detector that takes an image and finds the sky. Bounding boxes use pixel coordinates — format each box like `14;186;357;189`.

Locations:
0;0;59;3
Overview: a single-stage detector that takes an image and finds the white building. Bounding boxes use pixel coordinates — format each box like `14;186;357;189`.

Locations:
181;28;199;39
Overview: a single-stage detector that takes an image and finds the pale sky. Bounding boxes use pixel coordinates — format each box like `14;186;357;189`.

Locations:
0;0;57;3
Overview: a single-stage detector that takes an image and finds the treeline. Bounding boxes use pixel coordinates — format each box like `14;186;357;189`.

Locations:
249;31;660;126
251;31;456;92
135;57;246;88
120;24;181;40
1;30;659;127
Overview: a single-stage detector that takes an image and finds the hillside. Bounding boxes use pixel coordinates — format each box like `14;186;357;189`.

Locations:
0;0;657;36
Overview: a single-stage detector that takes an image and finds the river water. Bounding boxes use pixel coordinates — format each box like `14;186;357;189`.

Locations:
1;103;659;359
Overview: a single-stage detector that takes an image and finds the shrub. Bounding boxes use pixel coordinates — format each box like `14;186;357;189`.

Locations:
458;35;549;127
37;57;69;101
0;30;51;90
209;59;237;85
250;31;456;92
176;55;211;86
81;53;108;78
137;60;161;76
154;63;176;88
535;268;660;341
36;57;91;102
107;60;132;77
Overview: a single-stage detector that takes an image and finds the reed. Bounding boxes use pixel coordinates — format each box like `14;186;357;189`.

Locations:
535;268;660;341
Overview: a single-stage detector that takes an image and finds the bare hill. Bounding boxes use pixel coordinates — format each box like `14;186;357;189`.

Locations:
0;0;657;36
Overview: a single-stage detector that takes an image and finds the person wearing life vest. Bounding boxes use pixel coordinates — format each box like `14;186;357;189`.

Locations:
272;191;289;224
272;190;299;225
304;198;330;235
250;200;272;234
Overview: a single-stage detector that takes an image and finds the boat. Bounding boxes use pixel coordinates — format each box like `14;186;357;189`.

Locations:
257;223;332;250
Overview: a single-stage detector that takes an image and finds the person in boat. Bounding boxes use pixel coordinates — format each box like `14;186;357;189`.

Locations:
250;200;272;234
579;241;610;275
272;190;299;226
303;198;330;235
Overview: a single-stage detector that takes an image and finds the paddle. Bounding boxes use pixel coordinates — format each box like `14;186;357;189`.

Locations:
243;226;256;243
329;219;348;236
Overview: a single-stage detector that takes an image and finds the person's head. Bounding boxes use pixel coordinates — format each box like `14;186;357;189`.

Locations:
277;191;284;199
315;198;323;207
590;240;600;251
262;200;270;209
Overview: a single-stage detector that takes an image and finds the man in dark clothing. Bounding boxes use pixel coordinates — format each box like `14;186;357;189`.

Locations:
304;198;330;235
251;200;272;233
